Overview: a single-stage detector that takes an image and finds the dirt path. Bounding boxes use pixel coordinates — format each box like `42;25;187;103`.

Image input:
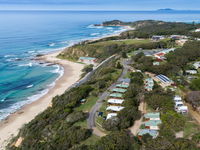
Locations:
129;102;147;136
185;103;200;125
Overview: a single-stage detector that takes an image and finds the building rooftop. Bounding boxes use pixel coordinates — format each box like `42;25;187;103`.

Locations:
111;88;127;93
156;74;172;83
106;113;117;120
79;57;96;60
106;106;124;112
145;120;162;126
119;78;131;84
144;112;160;119
138;129;158;139
109;93;123;98
116;84;129;88
108;99;124;104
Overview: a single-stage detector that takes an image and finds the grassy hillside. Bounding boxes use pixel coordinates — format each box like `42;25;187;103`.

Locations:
58;39;173;62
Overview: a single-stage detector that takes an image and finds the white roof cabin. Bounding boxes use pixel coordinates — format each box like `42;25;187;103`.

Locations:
108;99;124;105
106;113;117;120
78;57;97;65
106;106;124;112
193;62;200;69
186;70;198;75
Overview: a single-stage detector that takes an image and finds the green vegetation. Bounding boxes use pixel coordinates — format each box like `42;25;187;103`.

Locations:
102;72;143;131
7;57;122;150
133;41;200;77
59;38;173;62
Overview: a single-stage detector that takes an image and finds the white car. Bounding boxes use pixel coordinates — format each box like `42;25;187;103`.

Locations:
177;106;188;114
175;101;184;111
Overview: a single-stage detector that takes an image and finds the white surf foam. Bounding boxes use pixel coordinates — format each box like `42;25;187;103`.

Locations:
90;33;100;36
18;62;33;67
0;89;49;121
26;84;34;88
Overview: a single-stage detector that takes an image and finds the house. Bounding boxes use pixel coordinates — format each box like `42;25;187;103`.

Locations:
195;28;200;32
138;129;159;139
119;78;131;85
107;99;124;105
153;62;160;66
185;70;198;75
80;99;86;104
111;88;127;93
175;39;188;46
144;112;160;121
177;106;188;114
144;78;154;91
106;113;117;120
154;52;165;60
109;93;123;99
106;106;124;112
78;57;97;65
116;84;129;89
155;74;174;86
170;35;188;40
173;95;182;102
145;120;162;130
152;35;165;41
193;62;200;69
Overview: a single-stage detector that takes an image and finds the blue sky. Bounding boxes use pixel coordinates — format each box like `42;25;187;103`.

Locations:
0;0;199;10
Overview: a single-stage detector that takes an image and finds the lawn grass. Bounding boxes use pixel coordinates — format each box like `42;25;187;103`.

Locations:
73;120;87;128
93;39;152;46
183;120;200;138
82;135;100;145
75;96;98;112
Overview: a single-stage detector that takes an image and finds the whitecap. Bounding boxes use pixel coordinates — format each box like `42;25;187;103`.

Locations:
26;84;34;88
87;24;103;29
18;63;33;67
90;33;100;36
0;98;5;102
4;55;16;58
48;43;55;47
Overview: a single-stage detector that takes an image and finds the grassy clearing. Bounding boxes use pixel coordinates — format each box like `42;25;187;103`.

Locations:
184;119;200;138
75;96;98;112
93;39;152;46
73;120;87;128
81;135;100;145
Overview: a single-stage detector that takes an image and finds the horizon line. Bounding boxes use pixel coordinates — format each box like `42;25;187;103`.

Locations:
1;9;200;12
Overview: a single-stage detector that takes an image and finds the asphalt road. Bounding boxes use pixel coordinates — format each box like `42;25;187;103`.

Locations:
87;58;130;135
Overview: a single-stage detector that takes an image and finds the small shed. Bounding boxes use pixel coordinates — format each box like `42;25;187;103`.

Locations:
138;129;159;139
106;106;124;112
144;112;160;121
109;93;123;99
111;88;127;93
106;113;117;120
145;120;162;130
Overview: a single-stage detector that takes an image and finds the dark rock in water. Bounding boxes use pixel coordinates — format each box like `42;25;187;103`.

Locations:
46;63;54;66
15;58;22;61
36;54;44;57
94;24;102;26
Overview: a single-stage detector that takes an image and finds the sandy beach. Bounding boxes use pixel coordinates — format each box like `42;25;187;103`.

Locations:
0;25;133;149
0;51;84;149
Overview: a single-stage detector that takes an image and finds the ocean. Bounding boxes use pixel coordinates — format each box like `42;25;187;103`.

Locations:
0;10;200;120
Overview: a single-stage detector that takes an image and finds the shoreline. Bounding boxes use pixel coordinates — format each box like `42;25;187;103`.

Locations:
0;51;84;149
0;25;133;149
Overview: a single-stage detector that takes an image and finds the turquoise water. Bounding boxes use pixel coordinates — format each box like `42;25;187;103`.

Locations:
0;10;200;120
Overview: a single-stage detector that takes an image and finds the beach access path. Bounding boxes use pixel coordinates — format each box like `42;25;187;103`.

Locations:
0;51;84;149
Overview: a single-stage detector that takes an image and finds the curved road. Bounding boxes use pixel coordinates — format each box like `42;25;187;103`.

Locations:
87;58;130;136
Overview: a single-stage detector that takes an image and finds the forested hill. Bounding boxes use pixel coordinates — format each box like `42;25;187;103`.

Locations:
99;20;200;38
